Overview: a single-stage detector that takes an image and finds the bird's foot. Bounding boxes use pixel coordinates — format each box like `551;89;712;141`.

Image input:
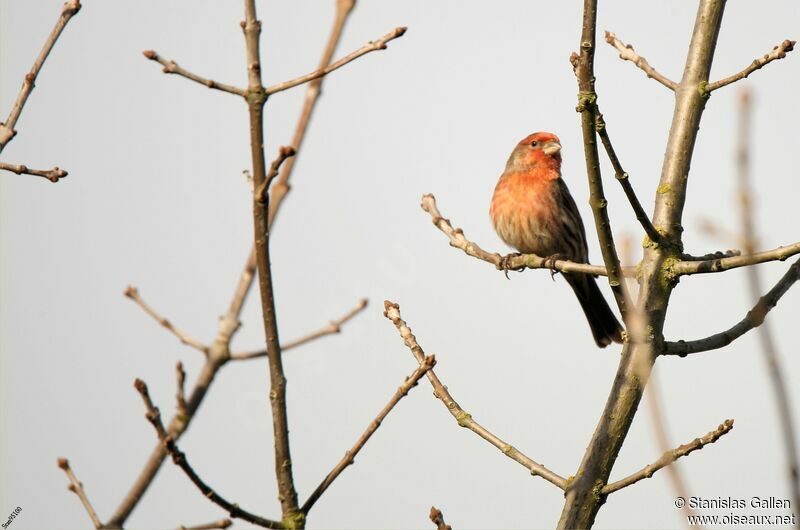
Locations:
543;253;563;281
498;252;524;279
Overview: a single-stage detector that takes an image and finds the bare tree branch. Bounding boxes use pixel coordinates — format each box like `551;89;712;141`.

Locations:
604;31;677;90
241;1;300;522
603;420;734;494
681;249;741;261
142;50;246;96
0;161;66;182
175;361;188;417
594;111;662;246
673;241;800;276
231;298;368;361
420;194;631;277
558;2;726;528
57;458;102;529
383;301;567;490
300;355;436;514
0;0;81;152
256;146;295;204
708;39;795;92
429;507;452;530
264;27;407;96
178;519;232;530
107;2;363;522
575;10;633;323
124;286;209;355
134;379;282;529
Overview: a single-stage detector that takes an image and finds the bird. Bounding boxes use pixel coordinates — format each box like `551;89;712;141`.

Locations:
489;131;624;347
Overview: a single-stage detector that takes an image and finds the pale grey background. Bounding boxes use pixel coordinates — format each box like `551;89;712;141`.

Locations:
1;1;799;529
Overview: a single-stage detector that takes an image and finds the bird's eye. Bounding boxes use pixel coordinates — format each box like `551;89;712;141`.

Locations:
530;141;538;147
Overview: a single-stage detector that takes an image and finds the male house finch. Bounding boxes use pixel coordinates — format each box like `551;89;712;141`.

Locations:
489;132;623;347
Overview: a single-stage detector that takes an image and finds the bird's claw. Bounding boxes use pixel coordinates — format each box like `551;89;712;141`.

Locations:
543;253;563;281
498;252;524;279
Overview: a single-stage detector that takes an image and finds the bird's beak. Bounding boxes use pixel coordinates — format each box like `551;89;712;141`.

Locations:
542;141;561;156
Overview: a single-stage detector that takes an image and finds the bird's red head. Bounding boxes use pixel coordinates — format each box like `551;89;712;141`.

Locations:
504;131;562;174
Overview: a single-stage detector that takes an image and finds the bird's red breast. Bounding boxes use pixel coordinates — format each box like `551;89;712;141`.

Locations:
490;132;565;255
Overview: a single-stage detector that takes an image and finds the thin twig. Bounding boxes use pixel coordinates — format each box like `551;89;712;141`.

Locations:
142;50;246;97
256;146;295;204
231;298;368;360
0;0;81;152
57;458;102;529
421;194;632;277
108;249;255;527
264;27;407;96
429;507;452;530
604;31;677;90
134;379;282;529
0;161;66;182
595;112;662;245
575;20;633;323
175;362;188;417
300;355;436;514
383;301;567;490
124;286;209;354
672;241;800;276
603;420;734;494
178;519;232;530
735;89;800;513
708;39;795;92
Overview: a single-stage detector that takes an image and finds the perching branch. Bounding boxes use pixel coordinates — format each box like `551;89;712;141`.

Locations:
575;5;632;323
383;301;567;490
0;161;67;182
420;193;631;278
604;31;677;91
134;379;282;529
602;420;734;494
141;50;246;96
672;241;800;276
57;458;102;529
707;39;795;92
124;285;209;355
264;27;407;96
429;507;452;530
231;298;368;361
0;0;81;152
300;354;436;514
594;111;662;246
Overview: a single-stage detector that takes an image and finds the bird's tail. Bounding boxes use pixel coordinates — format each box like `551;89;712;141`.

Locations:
564;273;624;348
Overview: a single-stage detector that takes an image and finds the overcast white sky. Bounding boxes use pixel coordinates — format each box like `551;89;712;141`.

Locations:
2;1;799;529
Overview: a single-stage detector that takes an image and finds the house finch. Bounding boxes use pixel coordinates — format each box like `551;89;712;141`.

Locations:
489;132;623;347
